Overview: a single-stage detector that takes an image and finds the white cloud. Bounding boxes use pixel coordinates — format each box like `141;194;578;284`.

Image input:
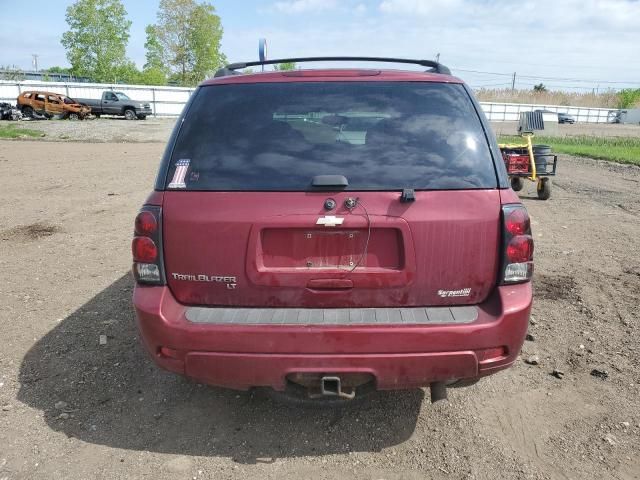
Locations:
378;0;640;31
222;0;640;90
273;0;338;14
379;0;464;16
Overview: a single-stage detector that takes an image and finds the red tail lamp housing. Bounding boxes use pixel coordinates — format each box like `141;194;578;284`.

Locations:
504;207;530;236
132;236;158;263
135;210;158;236
506;235;534;264
132;206;165;285
500;205;534;284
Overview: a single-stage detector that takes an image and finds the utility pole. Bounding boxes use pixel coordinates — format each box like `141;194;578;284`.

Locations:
511;72;516;91
32;54;39;72
435;53;440;63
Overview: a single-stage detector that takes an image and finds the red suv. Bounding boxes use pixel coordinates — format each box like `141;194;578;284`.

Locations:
132;57;533;404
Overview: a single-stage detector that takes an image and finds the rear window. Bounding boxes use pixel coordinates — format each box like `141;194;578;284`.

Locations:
167;82;497;191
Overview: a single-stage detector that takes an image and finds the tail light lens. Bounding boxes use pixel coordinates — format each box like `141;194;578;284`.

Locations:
132;236;158;262
135;211;158;236
132;206;165;285
501;205;533;284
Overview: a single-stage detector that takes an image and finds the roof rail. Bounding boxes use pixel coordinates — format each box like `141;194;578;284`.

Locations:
214;56;451;77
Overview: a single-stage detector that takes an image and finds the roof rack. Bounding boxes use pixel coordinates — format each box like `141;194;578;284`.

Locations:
214;56;451;77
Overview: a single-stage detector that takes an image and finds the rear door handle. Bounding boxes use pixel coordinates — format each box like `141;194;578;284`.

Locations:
307;279;353;290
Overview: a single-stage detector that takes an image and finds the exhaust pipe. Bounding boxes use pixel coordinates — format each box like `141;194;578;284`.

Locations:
430;382;448;403
321;376;355;400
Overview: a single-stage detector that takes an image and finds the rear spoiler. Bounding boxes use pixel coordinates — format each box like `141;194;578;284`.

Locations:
214;56;451;77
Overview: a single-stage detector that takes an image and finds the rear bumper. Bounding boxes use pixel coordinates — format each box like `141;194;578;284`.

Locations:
133;283;532;390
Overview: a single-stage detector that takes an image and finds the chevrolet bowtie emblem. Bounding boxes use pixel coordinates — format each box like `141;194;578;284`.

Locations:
316;215;344;227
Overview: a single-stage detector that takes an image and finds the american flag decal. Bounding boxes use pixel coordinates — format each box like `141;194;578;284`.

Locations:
168;159;190;189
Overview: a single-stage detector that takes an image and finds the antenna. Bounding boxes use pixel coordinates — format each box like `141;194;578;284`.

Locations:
258;38;267;72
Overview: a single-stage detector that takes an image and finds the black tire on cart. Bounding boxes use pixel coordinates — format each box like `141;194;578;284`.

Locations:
533;144;552;155
537;177;551;200
510;177;524;191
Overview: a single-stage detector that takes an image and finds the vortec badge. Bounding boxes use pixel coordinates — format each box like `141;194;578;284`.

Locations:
316;215;344;227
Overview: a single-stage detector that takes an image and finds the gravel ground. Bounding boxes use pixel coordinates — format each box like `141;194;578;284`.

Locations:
0;140;639;480
3;117;640;144
0;117;176;143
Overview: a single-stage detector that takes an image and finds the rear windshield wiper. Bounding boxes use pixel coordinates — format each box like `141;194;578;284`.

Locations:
311;175;349;188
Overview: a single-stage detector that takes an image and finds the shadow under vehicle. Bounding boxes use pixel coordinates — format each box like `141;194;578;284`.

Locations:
18;274;423;462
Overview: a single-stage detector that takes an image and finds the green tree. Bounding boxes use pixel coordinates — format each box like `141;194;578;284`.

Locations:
273;62;296;71
112;60;141;84
61;0;133;82
533;83;547;93
139;67;168;85
154;0;226;86
188;3;225;84
46;66;72;74
144;25;165;72
617;88;640;109
142;25;168;85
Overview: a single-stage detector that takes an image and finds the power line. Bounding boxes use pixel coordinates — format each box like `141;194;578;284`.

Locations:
453;66;639;86
469;82;513;88
455;68;513;77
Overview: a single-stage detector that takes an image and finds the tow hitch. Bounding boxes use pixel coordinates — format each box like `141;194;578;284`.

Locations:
319;376;356;400
285;372;374;401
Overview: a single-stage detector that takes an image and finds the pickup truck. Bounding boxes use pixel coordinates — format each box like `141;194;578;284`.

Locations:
77;91;152;120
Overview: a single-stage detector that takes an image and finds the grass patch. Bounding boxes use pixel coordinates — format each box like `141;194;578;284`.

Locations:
498;135;640;166
0;124;44;139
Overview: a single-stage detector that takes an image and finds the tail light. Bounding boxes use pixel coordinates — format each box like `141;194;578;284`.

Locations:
132;206;165;285
500;204;533;284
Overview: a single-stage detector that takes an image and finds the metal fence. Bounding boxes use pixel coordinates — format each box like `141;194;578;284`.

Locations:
0;79;617;122
479;102;614;123
0;80;194;116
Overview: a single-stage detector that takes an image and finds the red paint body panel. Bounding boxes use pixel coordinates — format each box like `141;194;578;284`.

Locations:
133;71;534;393
201;69;464;86
162;190;501;307
133;282;531;390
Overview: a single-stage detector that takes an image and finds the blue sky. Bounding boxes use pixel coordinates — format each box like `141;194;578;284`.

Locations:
1;0;639;91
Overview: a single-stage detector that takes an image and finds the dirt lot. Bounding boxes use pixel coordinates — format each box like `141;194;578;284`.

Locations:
1;117;175;143
1;139;639;480
3;117;640;144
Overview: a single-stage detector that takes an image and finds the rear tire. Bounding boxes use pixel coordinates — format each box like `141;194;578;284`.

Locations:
537;178;551;200
22;106;34;118
510;177;524;192
124;108;136;120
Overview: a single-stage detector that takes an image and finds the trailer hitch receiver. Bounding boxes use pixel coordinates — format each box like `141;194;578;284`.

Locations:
320;376;356;400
